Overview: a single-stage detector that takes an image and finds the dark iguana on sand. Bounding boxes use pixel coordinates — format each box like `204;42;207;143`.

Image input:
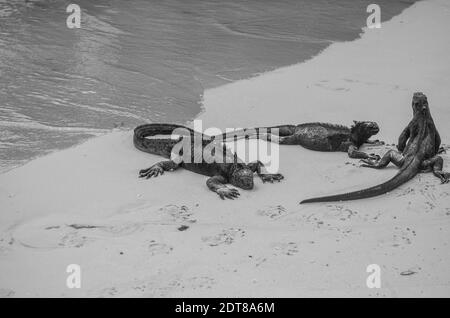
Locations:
301;92;449;204
220;121;382;160
134;123;284;199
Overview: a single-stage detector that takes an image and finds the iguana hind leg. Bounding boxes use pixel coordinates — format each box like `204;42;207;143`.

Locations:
422;156;450;184
360;149;405;169
206;175;240;200
248;161;284;183
139;160;179;179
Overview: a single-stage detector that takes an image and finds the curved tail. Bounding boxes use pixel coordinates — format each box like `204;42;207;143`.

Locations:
133;123;197;156
300;158;421;204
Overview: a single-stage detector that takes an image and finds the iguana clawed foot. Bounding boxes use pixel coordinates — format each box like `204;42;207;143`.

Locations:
259;173;284;183
360;158;378;167
359;153;380;165
216;187;240;200
438;147;446;154
436;172;450;184
139;164;164;179
368;153;381;161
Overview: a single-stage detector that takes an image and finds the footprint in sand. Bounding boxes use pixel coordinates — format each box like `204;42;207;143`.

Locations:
11;215;144;249
0;288;15;298
391;226;416;248
257;205;287;219
420;184;440;213
202;228;246;246
0;234;14;254
11;204;199;250
144;276;216;297
148;240;173;256
314;82;350;92
116;202;198;231
169;276;216;292
272;242;299;256
12;219;93;249
97;286;120;297
325;205;358;222
58;231;95;248
396;186;416;197
157;204;197;225
96;275;216;297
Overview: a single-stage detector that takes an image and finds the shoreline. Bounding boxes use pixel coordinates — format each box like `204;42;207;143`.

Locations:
199;10;450;141
0;1;418;175
1;0;450;297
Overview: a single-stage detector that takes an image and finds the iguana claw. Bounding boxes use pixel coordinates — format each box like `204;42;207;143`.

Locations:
139;164;164;179
259;173;284;183
367;139;385;146
217;187;240;200
437;172;450;184
360;158;377;166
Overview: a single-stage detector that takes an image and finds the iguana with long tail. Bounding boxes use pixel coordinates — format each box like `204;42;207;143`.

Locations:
219;121;382;160
300;92;449;204
134;123;284;199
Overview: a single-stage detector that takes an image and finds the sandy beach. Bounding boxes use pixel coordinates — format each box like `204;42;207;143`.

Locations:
1;0;450;297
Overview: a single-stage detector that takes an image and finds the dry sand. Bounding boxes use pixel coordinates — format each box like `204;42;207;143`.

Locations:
1;0;450;297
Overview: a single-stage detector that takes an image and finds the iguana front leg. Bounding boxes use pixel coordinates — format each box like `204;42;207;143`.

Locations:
435;130;442;154
139;160;179;179
361;149;404;169
398;126;410;152
347;144;380;160
206;175;240;199
248;161;284;183
365;139;385;146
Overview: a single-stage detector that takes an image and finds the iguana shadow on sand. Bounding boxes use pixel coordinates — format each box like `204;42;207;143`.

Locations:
134;124;284;200
301;92;449;204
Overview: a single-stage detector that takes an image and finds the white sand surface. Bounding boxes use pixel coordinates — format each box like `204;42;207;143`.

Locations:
1;0;450;297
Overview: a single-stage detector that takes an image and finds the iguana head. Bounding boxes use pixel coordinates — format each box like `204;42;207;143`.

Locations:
229;163;254;190
351;121;380;146
412;92;430;117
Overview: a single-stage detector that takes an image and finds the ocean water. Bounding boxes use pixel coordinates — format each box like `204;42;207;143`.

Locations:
0;0;416;172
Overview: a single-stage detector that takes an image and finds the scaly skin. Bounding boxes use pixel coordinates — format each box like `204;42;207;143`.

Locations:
219;121;381;160
134;123;284;199
301;92;449;204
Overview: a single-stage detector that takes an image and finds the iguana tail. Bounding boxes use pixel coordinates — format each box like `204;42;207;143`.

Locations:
133;123;196;156
300;157;421;204
218;125;294;142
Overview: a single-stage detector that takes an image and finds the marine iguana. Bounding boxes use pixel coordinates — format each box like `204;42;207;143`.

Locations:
134;123;284;199
301;92;449;204
219;121;382;160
